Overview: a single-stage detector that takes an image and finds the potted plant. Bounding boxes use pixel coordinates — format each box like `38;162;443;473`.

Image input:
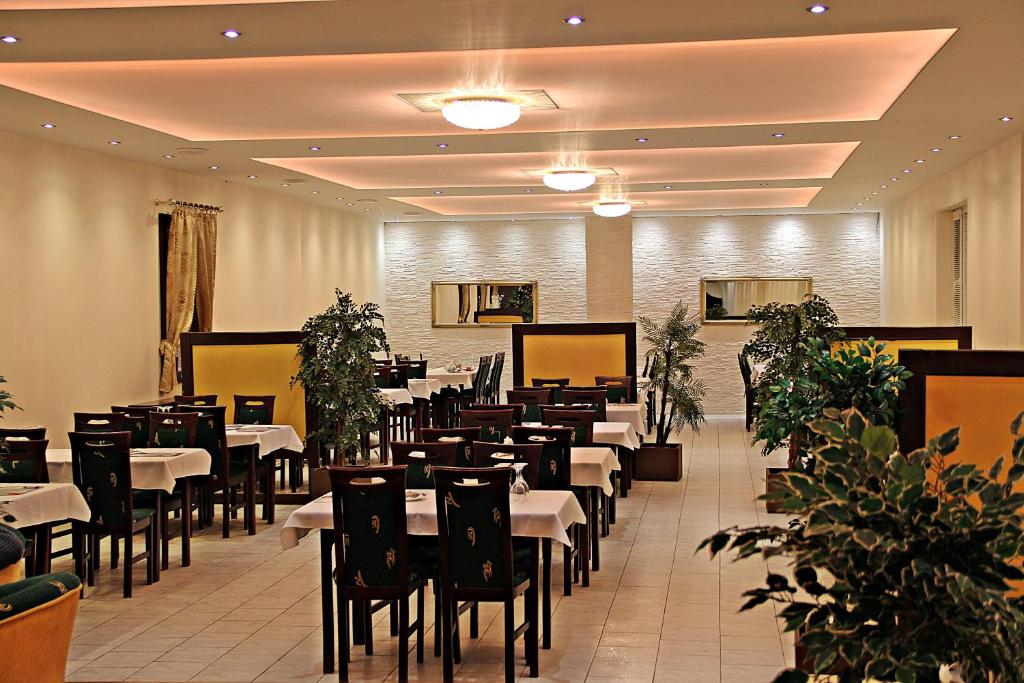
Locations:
293;290;389;466
699;408;1024;682
0;374;17;465
635;301;707;481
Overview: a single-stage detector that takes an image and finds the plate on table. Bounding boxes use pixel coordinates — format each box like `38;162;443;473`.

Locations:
405;491;427;502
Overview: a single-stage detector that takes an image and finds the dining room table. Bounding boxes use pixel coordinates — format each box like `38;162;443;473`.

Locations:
424;368;476;388
46;446;211;573
605;403;647;436
281;487;586;672
0;482;92;576
225;424;304;523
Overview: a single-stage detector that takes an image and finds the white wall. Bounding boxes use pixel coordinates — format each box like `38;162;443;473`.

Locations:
633;214;882;415
0;130;385;444
881;133;1023;349
384;219;587;391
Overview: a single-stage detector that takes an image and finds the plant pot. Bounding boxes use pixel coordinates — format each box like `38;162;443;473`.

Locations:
765;466;788;513
635;443;682;481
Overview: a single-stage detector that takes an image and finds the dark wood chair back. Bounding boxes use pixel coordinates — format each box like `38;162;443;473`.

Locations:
374;366;390;388
384;364;409;389
0;427;46;441
328;466;411;597
595;375;635;403
506;388;553;423
511;425;573;490
147;412;198;448
738;353;753;388
471;441;541;489
460;409;514;443
468;403;525;425
112;406;157;448
540;408;596;447
73;412;127;433
433;466;517;600
420;427;481;467
404;360;428;380
530;377;570;403
0;438;49;483
389;441;458;489
68;431;136;532
562;388;608;422
175;405;228;475
233;395;276;425
174;394;217;407
487;352;505;401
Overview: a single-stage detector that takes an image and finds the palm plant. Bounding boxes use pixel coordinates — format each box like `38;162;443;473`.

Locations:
0;375;15;418
639;301;708;446
293;290;389;464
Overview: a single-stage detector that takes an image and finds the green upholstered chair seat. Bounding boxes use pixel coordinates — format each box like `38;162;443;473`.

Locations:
131;508;155;522
0;572;81;621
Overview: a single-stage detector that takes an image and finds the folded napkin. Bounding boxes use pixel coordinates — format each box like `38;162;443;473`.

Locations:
528;435;554;442
437;436;464;442
491;452;515;460
408;450;427;458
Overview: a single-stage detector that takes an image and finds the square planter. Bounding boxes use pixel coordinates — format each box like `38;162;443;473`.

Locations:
635;444;682;481
765;466;789;513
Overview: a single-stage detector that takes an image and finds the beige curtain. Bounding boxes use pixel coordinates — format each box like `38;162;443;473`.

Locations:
159;208;218;394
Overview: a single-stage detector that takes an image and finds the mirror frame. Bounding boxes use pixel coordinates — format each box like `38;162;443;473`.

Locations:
431;280;539;328
700;276;813;324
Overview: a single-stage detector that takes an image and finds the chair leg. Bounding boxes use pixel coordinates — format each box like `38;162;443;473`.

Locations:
441;593;454;683
469;602;479;638
390;600;399;636
123;533;133;599
338;597;350;683
145;528;154;585
222;485;231;539
161;510;170;572
416;584;425;664
526;581;539;677
398;594;409;683
433;579;442;657
542;538;552;649
563;539;573;596
91;532;100;570
363;600;373;656
504;598;515;683
110;534;119;569
451;600;462;664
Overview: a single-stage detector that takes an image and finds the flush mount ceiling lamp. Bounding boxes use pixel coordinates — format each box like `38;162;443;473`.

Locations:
543;169;597;192
440;95;521;130
592;201;632;218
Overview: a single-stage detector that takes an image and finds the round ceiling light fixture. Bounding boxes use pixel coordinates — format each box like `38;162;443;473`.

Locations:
564;16;585;25
806;4;829;14
592;201;632;218
221;29;241;38
2;35;19;44
441;95;521;130
543;169;597;192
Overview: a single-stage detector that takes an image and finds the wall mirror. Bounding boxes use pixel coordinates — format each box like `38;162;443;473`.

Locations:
432;281;538;327
701;277;812;323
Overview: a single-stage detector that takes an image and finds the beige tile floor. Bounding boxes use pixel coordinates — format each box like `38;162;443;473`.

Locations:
57;417;794;682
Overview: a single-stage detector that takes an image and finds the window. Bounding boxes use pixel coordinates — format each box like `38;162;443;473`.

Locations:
952;206;967;326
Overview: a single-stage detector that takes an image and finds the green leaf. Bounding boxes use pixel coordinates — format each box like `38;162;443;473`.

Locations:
853;528;879;549
861;424;896;456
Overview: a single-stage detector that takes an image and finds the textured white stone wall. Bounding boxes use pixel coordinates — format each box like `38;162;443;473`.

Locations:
384;219;587;393
633;213;881;415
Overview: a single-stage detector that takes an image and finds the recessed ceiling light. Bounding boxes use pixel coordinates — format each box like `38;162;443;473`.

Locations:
771;132;785;138
948;135;961;140
872;191;879;195
903;169;912;173
308;146;321;151
930;148;942;153
433;190;444;195
2;36;18;44
363;208;372;211
310;190;319;194
880;185;887;189
346;202;354;206
759;182;769;187
163;154;175;159
890;177;899;182
635;137;649;143
436;143;449;148
108;140;121;145
41;123;56;129
247;174;257;179
999;115;1014;122
663;185;673;190
281;183;289;187
564;16;585;25
525;189;535;193
915;159;925;163
857;202;864;206
209;165;220;170
221;29;241;38
806;4;829;14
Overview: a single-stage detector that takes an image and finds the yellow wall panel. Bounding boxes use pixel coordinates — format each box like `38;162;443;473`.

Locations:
192;343;306;439
521;334;627;387
834;338;961;363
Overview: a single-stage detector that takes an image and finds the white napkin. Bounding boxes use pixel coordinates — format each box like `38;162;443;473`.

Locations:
438;436;464;442
491;452;515;460
502;436;514;445
528;435;554;442
409;450;427;458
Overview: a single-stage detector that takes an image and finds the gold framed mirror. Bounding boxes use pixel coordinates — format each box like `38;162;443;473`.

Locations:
701;277;813;323
431;281;538;328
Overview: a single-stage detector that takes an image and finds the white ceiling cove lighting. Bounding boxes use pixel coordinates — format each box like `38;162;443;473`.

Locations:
592;201;632;218
543;169;597;192
441;96;521;130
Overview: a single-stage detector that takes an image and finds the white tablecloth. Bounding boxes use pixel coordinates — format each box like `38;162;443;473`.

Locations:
593;422;642;450
0;483;91;529
379;388;413;406
407;378;443;400
571;447;621;496
281;488;585;549
226;424;303;456
606;404;646;435
46;448;212;493
426;369;476;387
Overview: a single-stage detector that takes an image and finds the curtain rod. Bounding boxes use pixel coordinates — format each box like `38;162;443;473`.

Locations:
154;199;224;212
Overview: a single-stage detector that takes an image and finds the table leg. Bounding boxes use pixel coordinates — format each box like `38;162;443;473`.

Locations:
247;446;258;535
542;538;552;650
618;447;630;499
526;538;539;677
579;492;590;588
265;452;276;525
589;488;600;572
602;493;610;537
320;530;335;674
379;408;389;464
153;492;162;582
182;479;192;567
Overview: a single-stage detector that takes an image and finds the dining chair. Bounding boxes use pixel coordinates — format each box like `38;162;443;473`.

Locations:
562;388;609;422
173;394;217;407
486;352;505;403
0;571;82;682
594;376;635;404
471;441;541;489
328;466;429;683
233;395;276;425
506;388;554;423
404;360;428;380
72;412;126;433
459;355;492;409
111;406;157;449
530;377;570;404
0;427;46;441
389;441;457;489
68;431;155;598
738;353;756;432
467;403;525;425
147;412;198;448
540;408;596;447
433;466;538;682
0;439;50;577
459;409;514;443
420;427;481;468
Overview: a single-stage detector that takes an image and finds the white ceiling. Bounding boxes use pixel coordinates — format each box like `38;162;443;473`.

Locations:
0;0;1021;221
